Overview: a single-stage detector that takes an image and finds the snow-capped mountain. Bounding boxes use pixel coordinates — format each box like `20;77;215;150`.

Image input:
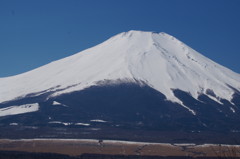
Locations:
1;31;239;110
0;31;240;142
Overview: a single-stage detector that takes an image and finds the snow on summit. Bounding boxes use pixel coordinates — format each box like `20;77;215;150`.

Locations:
0;30;240;110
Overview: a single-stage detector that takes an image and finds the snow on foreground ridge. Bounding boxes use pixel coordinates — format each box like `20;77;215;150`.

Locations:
0;30;240;112
0;103;39;117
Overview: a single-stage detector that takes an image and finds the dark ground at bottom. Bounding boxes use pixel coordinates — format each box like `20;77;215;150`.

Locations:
1;151;240;159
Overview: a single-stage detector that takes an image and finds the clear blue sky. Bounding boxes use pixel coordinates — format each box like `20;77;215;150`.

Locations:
0;0;240;77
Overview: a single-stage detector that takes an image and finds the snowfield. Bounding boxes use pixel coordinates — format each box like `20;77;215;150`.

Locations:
0;103;39;117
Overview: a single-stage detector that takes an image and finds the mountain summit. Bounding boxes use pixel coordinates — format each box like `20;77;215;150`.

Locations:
0;31;240;142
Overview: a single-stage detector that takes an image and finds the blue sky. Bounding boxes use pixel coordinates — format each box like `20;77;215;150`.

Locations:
0;0;240;77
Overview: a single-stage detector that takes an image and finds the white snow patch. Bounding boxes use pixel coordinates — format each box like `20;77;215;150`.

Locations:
48;121;90;126
178;101;196;115
206;95;223;105
173;143;196;146
90;128;101;131
62;122;72;126
230;101;236;106
52;101;68;107
75;123;90;126
9;123;18;126
0;103;39;117
90;119;107;123
48;121;72;126
230;107;236;113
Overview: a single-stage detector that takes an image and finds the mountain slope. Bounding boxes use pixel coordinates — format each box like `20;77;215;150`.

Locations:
0;31;239;110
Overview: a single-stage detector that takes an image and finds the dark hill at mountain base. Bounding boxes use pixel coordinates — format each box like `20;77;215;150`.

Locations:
0;83;240;144
1;126;240;144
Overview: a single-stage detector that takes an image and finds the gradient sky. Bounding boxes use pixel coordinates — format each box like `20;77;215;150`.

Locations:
0;0;240;77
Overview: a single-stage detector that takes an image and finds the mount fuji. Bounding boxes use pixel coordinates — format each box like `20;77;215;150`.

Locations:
0;31;240;143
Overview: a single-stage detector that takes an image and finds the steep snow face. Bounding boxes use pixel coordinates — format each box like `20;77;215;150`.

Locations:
0;30;240;108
